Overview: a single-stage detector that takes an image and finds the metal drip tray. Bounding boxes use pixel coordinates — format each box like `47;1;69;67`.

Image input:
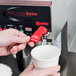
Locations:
60;52;76;76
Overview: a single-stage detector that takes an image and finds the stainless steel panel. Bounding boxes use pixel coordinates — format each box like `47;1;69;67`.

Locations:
69;33;76;52
60;52;76;76
0;0;51;6
51;0;67;42
66;0;76;52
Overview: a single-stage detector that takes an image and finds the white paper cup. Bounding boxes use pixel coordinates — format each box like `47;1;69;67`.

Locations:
31;45;61;69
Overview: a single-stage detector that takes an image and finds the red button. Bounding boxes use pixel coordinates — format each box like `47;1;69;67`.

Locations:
0;28;2;31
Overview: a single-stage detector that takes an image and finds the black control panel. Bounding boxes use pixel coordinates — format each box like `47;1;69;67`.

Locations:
0;5;51;36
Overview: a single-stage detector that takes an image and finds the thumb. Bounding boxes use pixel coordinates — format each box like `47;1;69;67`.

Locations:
12;36;30;44
25;64;35;71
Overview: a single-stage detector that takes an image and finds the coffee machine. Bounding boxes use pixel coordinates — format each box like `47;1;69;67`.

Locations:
0;0;71;73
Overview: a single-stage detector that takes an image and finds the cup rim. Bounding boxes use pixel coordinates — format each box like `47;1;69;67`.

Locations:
31;45;61;62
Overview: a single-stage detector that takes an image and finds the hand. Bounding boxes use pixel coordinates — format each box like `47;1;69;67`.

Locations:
0;29;34;56
20;64;60;76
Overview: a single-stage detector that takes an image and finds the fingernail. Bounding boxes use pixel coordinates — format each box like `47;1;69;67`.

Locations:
29;42;34;47
57;65;60;69
26;36;30;40
11;49;13;52
55;65;60;71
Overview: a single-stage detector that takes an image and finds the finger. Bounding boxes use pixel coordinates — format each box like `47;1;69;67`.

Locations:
15;30;27;37
12;36;30;44
10;46;18;54
11;44;26;53
38;65;60;76
7;29;26;37
7;43;17;54
17;44;26;51
28;42;34;47
25;64;35;71
51;72;60;76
